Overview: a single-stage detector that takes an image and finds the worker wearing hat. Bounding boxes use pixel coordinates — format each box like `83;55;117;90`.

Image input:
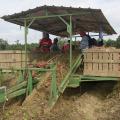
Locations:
79;31;89;51
50;38;60;52
39;32;52;53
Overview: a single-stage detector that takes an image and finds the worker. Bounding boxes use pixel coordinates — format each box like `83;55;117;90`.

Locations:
62;40;75;53
79;31;89;51
97;37;104;47
50;38;60;52
79;31;98;50
97;26;104;47
39;32;52;53
62;40;70;53
91;38;97;46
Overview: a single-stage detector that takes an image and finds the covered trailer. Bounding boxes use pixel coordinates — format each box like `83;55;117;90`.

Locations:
0;6;118;108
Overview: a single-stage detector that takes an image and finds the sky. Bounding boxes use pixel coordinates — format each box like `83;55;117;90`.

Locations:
0;0;120;44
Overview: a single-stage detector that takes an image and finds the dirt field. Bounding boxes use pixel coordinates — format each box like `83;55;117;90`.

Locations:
0;52;120;120
0;81;120;120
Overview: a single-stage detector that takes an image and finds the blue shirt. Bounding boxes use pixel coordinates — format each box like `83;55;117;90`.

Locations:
80;36;89;50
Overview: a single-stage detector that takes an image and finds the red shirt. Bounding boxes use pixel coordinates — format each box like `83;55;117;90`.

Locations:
62;44;70;53
39;38;52;52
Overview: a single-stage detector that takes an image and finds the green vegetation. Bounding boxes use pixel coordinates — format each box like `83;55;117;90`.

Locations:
0;38;8;50
0;35;120;50
115;35;120;48
104;35;120;48
0;38;38;50
104;39;116;47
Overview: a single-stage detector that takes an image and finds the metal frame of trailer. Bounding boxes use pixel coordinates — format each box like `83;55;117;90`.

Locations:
0;6;118;108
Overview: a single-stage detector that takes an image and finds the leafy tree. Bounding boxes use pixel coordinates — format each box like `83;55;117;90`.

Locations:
0;38;39;51
115;35;120;48
0;38;8;50
104;39;116;47
6;43;38;51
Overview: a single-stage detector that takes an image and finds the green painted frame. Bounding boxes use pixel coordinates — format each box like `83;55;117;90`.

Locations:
0;11;118;109
0;64;58;104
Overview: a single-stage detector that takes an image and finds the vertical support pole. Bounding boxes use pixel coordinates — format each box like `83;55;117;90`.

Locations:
58;16;73;69
0;86;7;103
26;70;33;95
21;50;22;68
49;64;58;105
0;69;2;86
69;16;72;70
98;25;104;46
75;36;77;49
24;19;28;69
18;70;24;84
99;25;103;40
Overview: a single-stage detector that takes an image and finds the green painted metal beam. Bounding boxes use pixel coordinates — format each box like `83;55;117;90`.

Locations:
58;16;69;26
7;88;26;100
49;55;83;108
26;70;33;95
69;16;72;69
7;81;27;94
8;12;92;21
27;18;36;28
68;74;120;88
0;86;6;103
0;62;57;103
18;70;24;83
0;67;54;72
68;76;80;88
0;69;3;86
28;68;55;71
49;64;58;106
58;16;73;69
59;55;83;93
81;76;120;82
24;19;28;69
72;55;83;73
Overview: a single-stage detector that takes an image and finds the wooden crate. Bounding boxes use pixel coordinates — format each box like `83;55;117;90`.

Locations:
0;50;30;69
83;47;120;77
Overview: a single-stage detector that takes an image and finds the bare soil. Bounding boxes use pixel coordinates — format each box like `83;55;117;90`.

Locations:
0;81;120;120
0;52;120;120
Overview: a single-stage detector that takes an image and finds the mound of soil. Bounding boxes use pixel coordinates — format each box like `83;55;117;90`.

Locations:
1;81;120;120
1;52;120;120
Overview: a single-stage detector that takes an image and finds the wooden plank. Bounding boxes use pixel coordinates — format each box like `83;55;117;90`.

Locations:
83;47;120;77
0;50;30;69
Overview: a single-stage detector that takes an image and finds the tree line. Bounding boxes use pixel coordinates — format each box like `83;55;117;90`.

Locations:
104;35;120;48
0;35;120;50
0;39;38;50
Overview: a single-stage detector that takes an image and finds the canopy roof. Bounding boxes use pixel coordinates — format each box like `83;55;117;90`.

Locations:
2;5;116;36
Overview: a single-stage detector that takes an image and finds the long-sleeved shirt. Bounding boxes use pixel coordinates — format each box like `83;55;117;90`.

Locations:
80;36;89;50
39;38;52;52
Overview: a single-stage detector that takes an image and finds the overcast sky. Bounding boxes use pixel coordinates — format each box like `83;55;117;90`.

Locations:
0;0;119;44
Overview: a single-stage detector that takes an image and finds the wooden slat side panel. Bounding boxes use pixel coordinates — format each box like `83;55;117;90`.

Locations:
83;48;120;77
0;50;30;69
